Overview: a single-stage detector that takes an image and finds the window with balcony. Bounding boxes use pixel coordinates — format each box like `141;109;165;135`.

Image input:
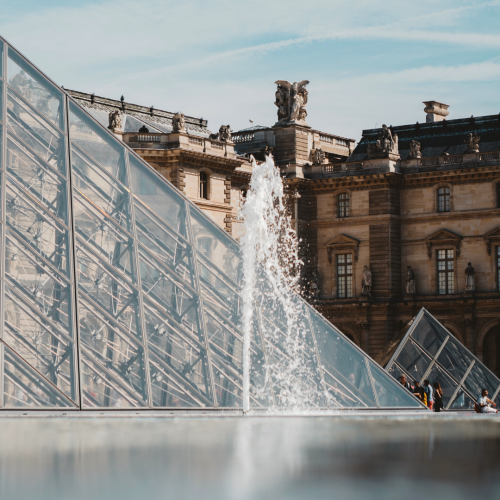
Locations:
337;254;353;298
338;193;349;218
437;249;454;294
437;186;450;212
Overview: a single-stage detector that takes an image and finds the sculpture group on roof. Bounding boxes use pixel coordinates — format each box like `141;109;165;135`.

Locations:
367;124;399;158
274;80;309;125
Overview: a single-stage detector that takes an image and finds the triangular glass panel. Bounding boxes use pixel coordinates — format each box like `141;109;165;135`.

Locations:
386;308;500;410
2;342;76;408
0;36;427;411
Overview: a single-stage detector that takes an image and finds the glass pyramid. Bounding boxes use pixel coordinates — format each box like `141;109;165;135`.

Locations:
0;36;424;410
386;308;500;410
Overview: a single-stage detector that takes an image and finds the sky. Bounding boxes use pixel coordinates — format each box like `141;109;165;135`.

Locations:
1;0;500;139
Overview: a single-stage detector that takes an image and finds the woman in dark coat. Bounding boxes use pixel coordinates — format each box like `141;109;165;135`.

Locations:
433;382;444;412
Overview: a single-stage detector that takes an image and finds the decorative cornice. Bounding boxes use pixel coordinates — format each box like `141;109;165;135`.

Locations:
424;229;462;258
326;234;360;262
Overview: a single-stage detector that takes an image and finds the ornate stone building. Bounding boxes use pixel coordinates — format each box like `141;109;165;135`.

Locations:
68;87;500;378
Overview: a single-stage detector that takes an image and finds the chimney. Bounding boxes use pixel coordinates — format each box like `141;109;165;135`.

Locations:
423;101;449;123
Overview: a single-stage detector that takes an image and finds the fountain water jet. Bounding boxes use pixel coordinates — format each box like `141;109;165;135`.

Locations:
240;155;323;413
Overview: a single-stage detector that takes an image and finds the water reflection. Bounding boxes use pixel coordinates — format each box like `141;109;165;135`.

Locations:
0;416;499;500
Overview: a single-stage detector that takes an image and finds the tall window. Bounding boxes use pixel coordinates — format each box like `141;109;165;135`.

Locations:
497;246;500;292
437;249;454;294
200;172;208;199
437;187;450;212
338;193;349;218
496;183;500;208
337;254;353;298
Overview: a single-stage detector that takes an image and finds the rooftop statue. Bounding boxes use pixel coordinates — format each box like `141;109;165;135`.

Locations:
274;80;309;125
210;125;232;142
172;112;186;133
367;124;399;158
108;110;122;132
465;132;480;153
408;140;421;159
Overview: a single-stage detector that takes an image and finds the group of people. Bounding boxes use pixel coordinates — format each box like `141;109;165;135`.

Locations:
399;375;440;410
399;374;498;414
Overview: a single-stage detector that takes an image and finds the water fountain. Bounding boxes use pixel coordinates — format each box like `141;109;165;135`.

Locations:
240;155;323;412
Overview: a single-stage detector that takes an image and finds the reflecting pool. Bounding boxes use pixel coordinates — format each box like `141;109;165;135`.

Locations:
0;415;499;500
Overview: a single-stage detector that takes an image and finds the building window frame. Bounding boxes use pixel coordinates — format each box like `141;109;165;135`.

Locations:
437;186;451;213
337;253;353;298
199;170;210;200
495;180;500;209
337;192;350;218
437;249;455;295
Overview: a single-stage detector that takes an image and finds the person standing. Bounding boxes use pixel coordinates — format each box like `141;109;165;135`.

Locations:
399;374;412;392
423;380;433;410
433;382;444;412
477;389;498;414
413;380;426;405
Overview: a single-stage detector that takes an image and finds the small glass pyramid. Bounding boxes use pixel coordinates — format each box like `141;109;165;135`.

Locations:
0;36;424;410
386;308;500;410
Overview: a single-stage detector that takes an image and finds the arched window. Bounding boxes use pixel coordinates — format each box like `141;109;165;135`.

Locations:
437;186;450;212
338;193;349;218
200;171;208;199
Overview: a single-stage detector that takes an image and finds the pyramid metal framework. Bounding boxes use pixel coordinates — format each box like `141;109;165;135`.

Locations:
386;308;500;410
0;37;424;410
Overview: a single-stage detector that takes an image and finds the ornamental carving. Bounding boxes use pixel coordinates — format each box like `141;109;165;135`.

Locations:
312;147;325;165
274;80;309;125
210;125;232;142
367;125;399;158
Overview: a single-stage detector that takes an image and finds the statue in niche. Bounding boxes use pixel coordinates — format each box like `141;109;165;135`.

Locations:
408;140;421;159
361;266;372;296
405;266;416;295
108;110;122;131
464;262;475;292
464;133;480;152
367;124;399;158
172;112;186;133
312;147;325;165
274;80;309;124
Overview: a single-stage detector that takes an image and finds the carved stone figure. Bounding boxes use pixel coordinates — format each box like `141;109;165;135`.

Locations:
274;80;309;124
210;125;232;142
218;125;232;142
265;146;274;156
108;110;122;131
361;266;372;296
312;147;325;165
464;133;480;152
172;112;186;132
367;124;399;158
464;262;475;292
408;140;421;159
405;266;416;295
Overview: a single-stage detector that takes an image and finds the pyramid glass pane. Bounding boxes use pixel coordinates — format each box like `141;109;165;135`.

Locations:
0;36;425;410
386;309;500;410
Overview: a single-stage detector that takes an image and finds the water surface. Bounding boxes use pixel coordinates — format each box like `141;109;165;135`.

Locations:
1;414;499;500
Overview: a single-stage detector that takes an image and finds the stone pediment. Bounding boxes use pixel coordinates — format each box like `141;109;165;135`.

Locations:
484;226;500;255
326;234;360;263
424;229;462;259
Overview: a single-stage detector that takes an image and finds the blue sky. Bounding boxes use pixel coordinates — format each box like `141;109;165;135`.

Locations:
1;0;500;139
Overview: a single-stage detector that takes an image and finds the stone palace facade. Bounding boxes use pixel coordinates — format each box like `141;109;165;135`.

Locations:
68;85;500;377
